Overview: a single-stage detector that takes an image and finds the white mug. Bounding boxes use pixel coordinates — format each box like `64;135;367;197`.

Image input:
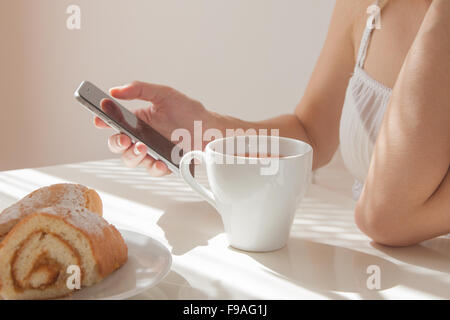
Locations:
179;135;313;252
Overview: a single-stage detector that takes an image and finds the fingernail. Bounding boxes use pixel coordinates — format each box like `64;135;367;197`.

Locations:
133;142;145;156
117;136;123;148
133;144;140;156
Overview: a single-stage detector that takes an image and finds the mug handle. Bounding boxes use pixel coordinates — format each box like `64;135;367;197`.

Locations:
179;151;217;209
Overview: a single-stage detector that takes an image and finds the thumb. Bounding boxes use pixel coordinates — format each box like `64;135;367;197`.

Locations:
109;81;175;105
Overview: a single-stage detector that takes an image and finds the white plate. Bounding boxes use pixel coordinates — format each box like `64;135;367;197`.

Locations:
64;229;172;300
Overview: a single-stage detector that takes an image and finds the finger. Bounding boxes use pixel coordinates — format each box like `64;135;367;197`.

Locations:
100;98;126;123
121;142;148;168
140;156;172;177
147;160;171;177
94;116;109;128
139;155;156;170
133;108;152;125
109;81;175;105
108;134;132;154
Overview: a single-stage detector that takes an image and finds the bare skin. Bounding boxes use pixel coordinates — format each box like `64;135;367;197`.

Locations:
95;0;450;246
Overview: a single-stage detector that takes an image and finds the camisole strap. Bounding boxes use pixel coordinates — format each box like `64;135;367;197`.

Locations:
356;0;381;69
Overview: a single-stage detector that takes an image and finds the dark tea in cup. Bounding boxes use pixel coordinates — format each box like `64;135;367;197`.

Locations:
235;153;285;158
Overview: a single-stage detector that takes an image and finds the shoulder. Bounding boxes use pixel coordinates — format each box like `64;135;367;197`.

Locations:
332;0;374;32
333;0;374;18
330;0;374;48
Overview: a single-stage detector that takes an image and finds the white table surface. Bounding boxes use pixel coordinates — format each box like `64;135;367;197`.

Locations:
0;155;448;300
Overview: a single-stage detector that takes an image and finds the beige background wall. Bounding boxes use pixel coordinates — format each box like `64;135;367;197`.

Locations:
0;0;334;171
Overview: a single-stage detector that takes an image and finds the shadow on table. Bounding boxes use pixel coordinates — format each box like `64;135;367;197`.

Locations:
157;201;224;256
132;270;203;299
231;237;401;299
371;237;450;299
135;269;248;299
34;160;226;256
372;237;450;274
35;160;206;211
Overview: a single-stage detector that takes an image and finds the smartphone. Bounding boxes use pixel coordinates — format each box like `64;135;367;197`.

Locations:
74;81;192;175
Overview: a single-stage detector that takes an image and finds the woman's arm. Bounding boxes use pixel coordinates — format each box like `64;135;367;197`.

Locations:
96;0;361;175
355;0;450;246
221;0;360;170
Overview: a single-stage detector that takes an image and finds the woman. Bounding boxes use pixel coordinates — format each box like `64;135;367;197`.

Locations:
95;0;450;246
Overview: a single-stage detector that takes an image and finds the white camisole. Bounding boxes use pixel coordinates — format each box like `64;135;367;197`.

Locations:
339;3;392;200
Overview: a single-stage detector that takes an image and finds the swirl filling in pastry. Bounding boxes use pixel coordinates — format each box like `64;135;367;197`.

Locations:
11;231;82;291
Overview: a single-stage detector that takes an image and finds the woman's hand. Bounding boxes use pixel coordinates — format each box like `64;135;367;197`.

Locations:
94;81;223;177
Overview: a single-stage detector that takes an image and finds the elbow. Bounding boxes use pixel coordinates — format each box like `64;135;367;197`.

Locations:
313;153;333;170
311;149;335;171
354;199;415;247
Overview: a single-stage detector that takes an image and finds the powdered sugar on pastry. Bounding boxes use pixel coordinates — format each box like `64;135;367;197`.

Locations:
0;184;102;238
39;206;108;236
0;184;84;224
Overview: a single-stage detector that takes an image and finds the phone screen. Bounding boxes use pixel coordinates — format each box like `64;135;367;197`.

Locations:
75;81;184;172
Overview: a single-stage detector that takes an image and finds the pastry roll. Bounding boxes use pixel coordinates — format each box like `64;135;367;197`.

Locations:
0;184;102;240
0;206;127;300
